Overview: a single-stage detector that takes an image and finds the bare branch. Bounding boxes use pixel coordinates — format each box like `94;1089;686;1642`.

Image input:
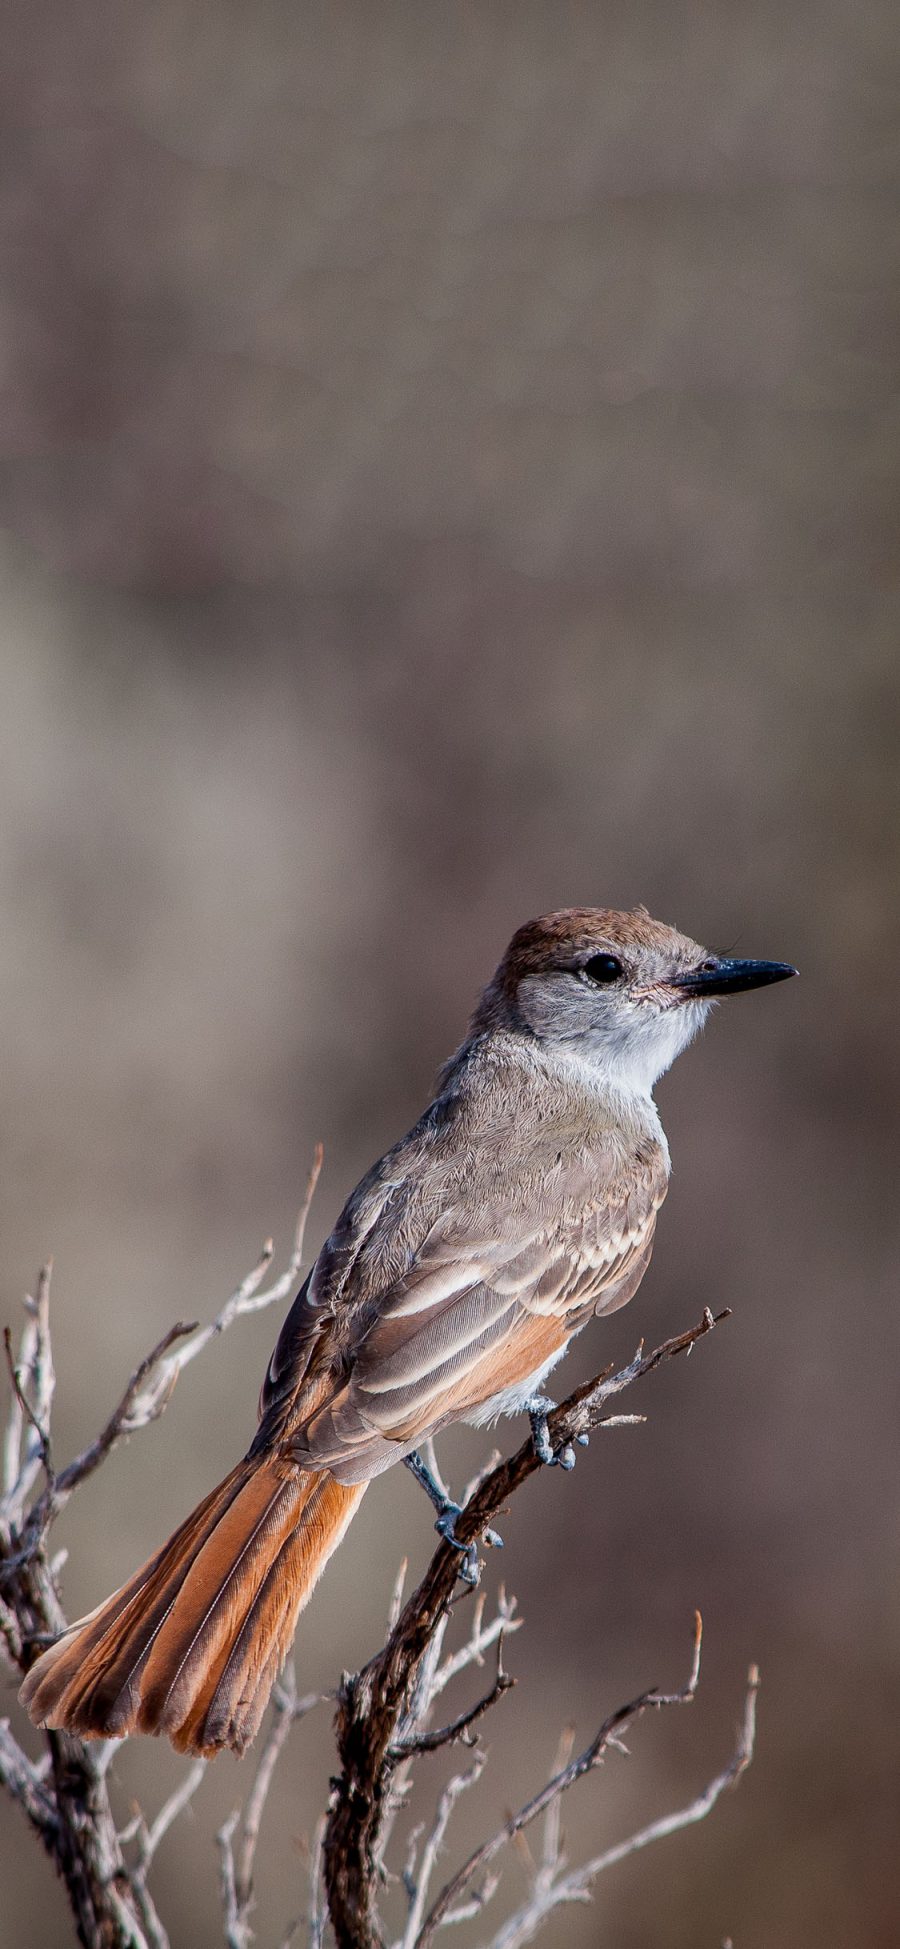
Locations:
460;1448;503;1508
306;1814;328;1949
323;1311;729;1949
1;1194;749;1949
27;1262;56;1454
93;1153;325;1467
374;1587;522;1892
398;1754;486;1949
569;1662;757;1878
236;1668;324;1912
416;1612;706;1946
391;1631;514;1758
168;1144;322;1386
218;1809;245;1949
2;1167;324;1578
0;1718;58;1838
482;1664;760;1949
1;1317;37;1503
556;1307;729;1448
540;1725;576;1881
1;1265;56;1526
0;1190;323;1949
2;1323;53;1494
430;1589;520;1702
215;1669;325;1949
140;1759;208;1870
54;1320;198;1497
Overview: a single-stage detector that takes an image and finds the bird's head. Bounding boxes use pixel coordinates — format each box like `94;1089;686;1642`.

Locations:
473;906;796;1096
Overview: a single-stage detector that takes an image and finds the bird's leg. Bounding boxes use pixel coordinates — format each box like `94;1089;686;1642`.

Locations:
524;1393;590;1471
404;1448;502;1586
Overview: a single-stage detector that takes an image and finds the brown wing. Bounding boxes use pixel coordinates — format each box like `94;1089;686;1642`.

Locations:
253;1160;412;1449
293;1145;667;1474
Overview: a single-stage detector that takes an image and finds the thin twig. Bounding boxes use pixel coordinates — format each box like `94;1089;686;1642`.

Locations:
236;1669;323;1910
4;1163;325;1578
541;1725;576;1879
167;1144;323;1389
1;1317;36;1502
0;1718;58;1837
391;1633;514;1757
215;1669;325;1947
387;1559;409;1634
55;1320;199;1494
1;1265;56;1522
307;1814;328;1949
141;1759;208;1869
430;1589;520;1700
399;1755;486;1949
2;1327;53;1489
323;1310;730;1949
483;1665;759;1949
376;1589;520;1895
415;1613;706;1946
0;1184;324;1949
218;1810;244;1949
28;1263;56;1455
460;1449;503;1508
1;1317;34;1512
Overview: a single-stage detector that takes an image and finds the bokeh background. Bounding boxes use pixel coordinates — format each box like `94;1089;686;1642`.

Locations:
2;4;899;1945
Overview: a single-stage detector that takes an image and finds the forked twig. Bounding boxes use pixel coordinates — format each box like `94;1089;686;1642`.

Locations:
2;1318;54;1496
0;1179;754;1949
391;1631;514;1758
399;1754;487;1949
323;1310;734;1949
417;1614;706;1943
481;1663;759;1949
101;1142;323;1434
0;1173;324;1949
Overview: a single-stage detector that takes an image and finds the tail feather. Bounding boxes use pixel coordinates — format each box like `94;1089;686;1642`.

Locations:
20;1464;254;1736
20;1458;366;1755
178;1481;356;1755
139;1470;300;1732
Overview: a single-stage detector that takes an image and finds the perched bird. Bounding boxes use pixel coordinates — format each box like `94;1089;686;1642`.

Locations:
21;906;795;1756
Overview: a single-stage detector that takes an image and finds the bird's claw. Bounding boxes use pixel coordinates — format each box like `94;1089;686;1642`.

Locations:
525;1394;586;1470
530;1419;555;1466
405;1449;502;1586
435;1503;481;1585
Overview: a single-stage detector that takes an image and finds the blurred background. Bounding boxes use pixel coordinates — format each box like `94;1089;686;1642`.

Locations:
1;3;899;1944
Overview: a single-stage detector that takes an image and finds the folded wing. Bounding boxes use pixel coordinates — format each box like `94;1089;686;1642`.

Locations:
290;1143;667;1479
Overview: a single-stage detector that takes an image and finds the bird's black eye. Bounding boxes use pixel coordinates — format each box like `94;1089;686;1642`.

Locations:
582;953;623;984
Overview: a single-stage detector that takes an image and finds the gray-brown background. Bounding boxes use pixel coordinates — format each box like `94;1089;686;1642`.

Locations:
2;4;899;1944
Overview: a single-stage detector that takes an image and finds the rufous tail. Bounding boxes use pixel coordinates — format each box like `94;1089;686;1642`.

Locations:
20;1459;366;1755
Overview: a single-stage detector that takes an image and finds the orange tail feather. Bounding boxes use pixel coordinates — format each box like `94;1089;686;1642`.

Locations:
20;1459;366;1755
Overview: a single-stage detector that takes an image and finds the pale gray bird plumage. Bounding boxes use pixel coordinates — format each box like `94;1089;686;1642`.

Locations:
255;905;786;1480
21;904;795;1755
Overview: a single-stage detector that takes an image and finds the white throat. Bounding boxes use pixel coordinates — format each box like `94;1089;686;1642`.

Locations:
551;998;712;1102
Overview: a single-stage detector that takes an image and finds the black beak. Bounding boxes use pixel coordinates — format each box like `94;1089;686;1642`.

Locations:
671;956;798;998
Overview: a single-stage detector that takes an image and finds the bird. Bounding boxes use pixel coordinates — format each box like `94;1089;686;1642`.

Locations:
21;906;796;1757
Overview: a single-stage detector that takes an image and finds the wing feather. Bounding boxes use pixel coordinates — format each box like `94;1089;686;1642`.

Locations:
257;1074;669;1474
298;1149;666;1458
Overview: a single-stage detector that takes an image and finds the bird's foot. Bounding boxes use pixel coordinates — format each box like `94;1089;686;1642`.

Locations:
435;1501;480;1585
525;1394;590;1471
404;1448;503;1587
